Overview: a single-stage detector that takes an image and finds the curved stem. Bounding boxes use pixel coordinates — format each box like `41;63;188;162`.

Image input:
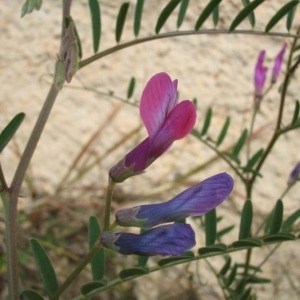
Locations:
79;29;300;70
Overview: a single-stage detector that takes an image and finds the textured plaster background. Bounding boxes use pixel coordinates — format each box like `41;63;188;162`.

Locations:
1;1;300;299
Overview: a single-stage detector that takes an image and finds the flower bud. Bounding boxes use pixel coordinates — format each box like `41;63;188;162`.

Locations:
101;223;195;256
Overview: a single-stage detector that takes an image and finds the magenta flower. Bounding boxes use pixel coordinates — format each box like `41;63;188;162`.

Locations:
101;223;195;256
271;43;287;84
115;172;234;228
254;50;268;108
109;72;197;182
287;162;300;186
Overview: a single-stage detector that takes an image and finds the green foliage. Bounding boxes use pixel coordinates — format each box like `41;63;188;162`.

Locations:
195;0;222;30
201;107;212;136
116;2;130;43
134;0;144;37
88;0;101;53
0;112;25;153
20;289;45;300
30;239;58;296
155;0;181;34
230;0;265;31
81;280;107;296
205;209;217;245
216;116;230;146
88;216;105;281
21;0;42;18
127;77;136;99
231;129;248;162
265;1;300;32
239;200;253;239
119;267;149;279
177;0;189;29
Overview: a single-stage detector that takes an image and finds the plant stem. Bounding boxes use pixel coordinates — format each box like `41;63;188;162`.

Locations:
50;241;103;300
6;83;59;299
79;29;299;70
103;176;116;231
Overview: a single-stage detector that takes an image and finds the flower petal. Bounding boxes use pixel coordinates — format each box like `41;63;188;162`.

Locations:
116;172;234;228
140;72;178;137
271;43;287;84
101;224;195;256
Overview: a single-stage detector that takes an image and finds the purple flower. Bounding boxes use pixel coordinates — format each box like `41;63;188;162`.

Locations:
271;43;287;84
101;223;195;256
109;72;197;182
115;172;234;228
254;50;268;108
288;162;300;186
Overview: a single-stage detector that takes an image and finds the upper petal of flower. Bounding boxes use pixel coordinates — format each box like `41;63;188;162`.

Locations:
101;224;195;256
271;43;287;84
140;72;178;137
116;172;234;228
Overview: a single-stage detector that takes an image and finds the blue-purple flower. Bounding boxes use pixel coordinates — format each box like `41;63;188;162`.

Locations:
287;162;300;186
101;223;195;256
115;172;234;228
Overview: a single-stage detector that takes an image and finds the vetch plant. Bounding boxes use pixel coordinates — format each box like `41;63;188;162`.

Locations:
1;1;300;299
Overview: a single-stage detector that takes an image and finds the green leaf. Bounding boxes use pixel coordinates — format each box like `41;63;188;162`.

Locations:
246;275;271;284
212;3;219;27
198;243;227;255
286;4;297;31
238;200;253;239
232;238;262;248
20;289;45;300
195;0;222;30
243;148;264;172
158;253;194;267
291;100;300;125
216;116;230;146
116;2;130;43
226;263;237;287
263;232;296;243
205;209;217;246
0;113;25;153
217;224;235;239
137;255;149;267
88;216;105;281
220;256;231;275
155;0;181;34
241;0;256;27
177;0;189;29
119;267;149;279
282;208;300;231
21;0;42;18
88;0;101;53
231;129;248;160
269;199;284;234
30;239;58;296
127;77;136;99
134;0;144;36
229;0;265;31
265;1;300;33
81;280;107;295
201;107;212;136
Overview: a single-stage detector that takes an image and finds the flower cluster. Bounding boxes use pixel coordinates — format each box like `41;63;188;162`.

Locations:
101;72;234;256
253;43;287;108
102;173;234;256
